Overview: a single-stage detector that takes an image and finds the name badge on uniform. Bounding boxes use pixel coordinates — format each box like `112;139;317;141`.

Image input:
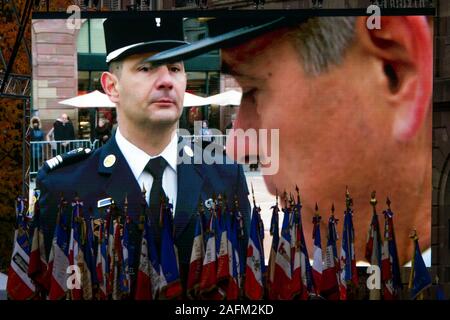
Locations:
98;197;114;208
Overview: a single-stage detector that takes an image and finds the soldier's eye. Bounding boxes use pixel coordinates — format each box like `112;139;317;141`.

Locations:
169;64;182;73
138;66;149;72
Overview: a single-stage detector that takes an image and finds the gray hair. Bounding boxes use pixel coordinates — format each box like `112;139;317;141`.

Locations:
288;17;357;76
108;60;123;77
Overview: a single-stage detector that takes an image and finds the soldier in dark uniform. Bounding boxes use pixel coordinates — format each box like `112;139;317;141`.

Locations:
36;17;251;296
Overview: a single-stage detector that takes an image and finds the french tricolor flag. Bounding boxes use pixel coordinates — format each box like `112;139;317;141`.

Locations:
381;203;402;300
199;210;220;298
216;207;230;289
226;209;241;300
159;202;183;299
186;212;205;299
321;208;341;300
135;215;161;300
244;206;265;300
312;205;323;296
272;207;292;299
48;202;70;300
68;200;83;300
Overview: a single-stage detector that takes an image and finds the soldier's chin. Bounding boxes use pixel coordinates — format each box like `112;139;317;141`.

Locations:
149;110;180;125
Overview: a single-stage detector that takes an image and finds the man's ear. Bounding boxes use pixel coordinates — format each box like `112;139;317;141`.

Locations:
101;71;120;104
356;16;433;141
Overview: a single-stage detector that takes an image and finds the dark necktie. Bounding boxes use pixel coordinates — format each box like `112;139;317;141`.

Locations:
144;156;168;247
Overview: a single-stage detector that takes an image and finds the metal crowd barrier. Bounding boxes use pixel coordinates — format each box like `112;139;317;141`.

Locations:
30;135;228;176
30;139;98;176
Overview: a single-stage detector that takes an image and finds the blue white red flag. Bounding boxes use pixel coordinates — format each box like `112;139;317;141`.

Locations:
187;211;205;299
267;203;279;299
381;205;402;300
226;207;241;300
216;200;229;298
68;200;84;300
135;214;161;300
7;196;35;300
244;206;265;300
48;199;70;300
321;209;341;300
272;207;292;299
159;202;182;299
312;207;323;295
296;202;315;296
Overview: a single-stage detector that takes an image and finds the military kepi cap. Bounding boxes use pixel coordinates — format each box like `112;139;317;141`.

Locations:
103;17;188;64
146;16;305;65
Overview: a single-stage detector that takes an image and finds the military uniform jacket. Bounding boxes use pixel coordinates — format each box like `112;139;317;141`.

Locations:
36;135;251;290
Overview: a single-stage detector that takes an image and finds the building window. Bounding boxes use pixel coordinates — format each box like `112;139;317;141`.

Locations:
77;19;106;54
90;19;107;53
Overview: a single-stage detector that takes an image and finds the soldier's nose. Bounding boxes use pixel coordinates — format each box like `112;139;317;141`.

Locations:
155;66;174;90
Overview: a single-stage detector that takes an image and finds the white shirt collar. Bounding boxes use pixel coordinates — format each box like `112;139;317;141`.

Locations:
115;127;178;181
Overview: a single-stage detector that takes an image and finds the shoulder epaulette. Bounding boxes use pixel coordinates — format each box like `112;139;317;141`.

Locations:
44;147;92;172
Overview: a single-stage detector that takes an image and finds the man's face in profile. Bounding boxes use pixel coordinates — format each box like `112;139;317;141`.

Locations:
223;16;432;264
223;25;386;209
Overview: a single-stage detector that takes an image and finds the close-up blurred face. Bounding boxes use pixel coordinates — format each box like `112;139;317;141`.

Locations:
107;52;187;129
223;16;433;264
223;26;392;213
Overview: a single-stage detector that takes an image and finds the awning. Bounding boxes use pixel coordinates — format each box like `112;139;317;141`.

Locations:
59;90;210;108
205;89;242;106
